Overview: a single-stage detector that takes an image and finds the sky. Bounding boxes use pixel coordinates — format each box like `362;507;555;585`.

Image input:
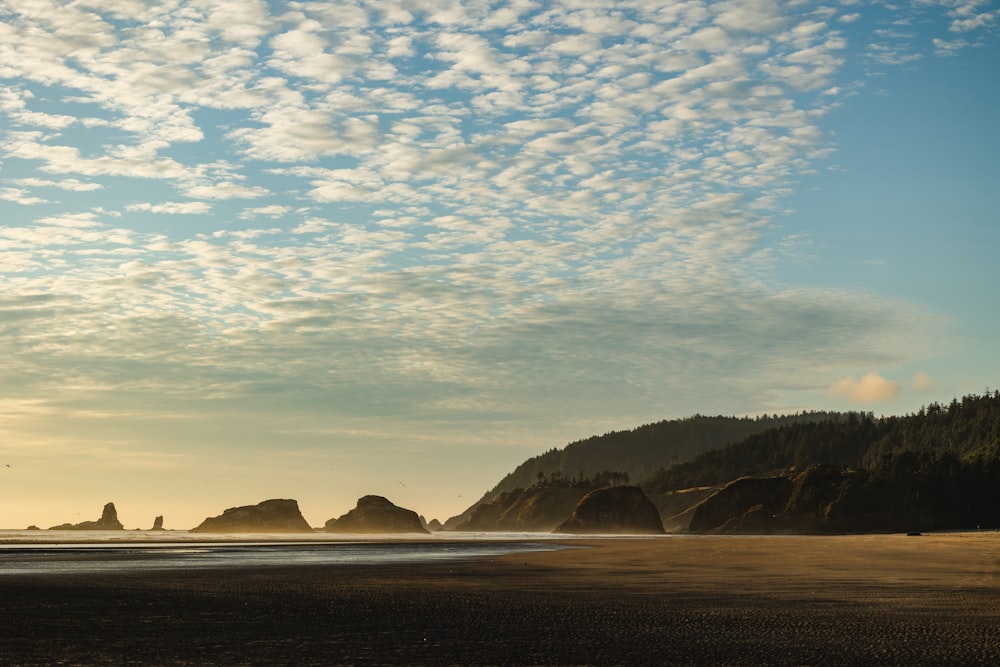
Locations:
0;0;997;530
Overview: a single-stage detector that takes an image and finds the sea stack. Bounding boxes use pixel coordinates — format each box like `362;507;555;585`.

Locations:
49;502;125;530
554;486;665;534
190;499;312;533
326;496;429;533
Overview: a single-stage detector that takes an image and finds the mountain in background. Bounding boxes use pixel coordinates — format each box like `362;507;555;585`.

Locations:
646;392;1000;493
646;392;1000;533
444;411;844;529
447;392;1000;533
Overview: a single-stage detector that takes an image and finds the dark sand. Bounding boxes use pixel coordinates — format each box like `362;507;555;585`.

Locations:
2;533;999;665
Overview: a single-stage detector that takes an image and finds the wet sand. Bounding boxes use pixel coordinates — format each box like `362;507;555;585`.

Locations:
1;533;998;665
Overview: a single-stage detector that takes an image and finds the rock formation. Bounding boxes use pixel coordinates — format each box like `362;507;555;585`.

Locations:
453;486;589;532
427;518;443;531
687;476;793;534
151;515;164;531
684;464;924;534
554;486;665;534
190;499;312;533
325;495;428;533
645;486;723;533
49;502;125;530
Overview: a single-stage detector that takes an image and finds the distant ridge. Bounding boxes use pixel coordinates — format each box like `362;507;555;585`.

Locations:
646;392;1000;493
447;392;1000;533
445;411;842;529
645;392;1000;533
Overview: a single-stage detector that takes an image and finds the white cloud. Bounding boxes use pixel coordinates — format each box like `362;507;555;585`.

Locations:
239;204;294;220
714;0;788;34
828;373;901;404
2;131;197;181
933;37;971;55
186;182;270;200
126;202;213;215
15;177;104;192
860;1;994;65
203;0;275;47
0;187;48;205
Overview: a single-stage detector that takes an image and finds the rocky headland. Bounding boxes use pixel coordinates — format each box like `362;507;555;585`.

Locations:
683;463;935;534
452;486;589;532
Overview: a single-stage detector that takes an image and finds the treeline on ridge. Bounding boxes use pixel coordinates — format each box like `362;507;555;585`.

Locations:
481;411;846;502
451;392;1000;533
644;392;1000;532
646;392;1000;492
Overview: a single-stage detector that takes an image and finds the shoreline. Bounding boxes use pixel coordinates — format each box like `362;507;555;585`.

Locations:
0;528;596;545
2;534;998;665
2;526;996;544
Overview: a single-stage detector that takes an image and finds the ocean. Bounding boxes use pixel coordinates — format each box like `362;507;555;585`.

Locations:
0;530;577;575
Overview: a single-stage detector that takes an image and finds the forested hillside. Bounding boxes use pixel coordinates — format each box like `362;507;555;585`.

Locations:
646;392;1000;492
446;392;1000;532
487;412;844;497
645;392;1000;532
444;412;845;528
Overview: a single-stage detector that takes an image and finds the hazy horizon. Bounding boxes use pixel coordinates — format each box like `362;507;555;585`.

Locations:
1;1;997;530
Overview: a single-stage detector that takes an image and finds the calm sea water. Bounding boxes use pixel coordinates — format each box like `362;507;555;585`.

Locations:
0;530;576;575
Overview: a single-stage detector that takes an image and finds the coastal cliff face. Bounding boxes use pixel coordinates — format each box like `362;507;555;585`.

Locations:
687;476;794;533
326;496;428;533
684;464;934;534
190;499;313;533
645;486;723;533
49;502;124;530
453;486;589;532
554;486;665;534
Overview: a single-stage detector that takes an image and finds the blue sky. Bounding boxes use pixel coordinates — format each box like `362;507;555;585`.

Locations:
0;0;997;529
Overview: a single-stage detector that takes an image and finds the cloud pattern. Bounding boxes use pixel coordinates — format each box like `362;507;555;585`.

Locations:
0;0;991;458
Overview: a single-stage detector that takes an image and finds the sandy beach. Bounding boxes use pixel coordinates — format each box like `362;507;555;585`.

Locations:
1;533;998;665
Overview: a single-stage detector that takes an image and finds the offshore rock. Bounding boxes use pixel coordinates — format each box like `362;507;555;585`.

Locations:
554;486;665;534
190;499;312;533
151;515;165;531
326;495;429;533
49;502;125;530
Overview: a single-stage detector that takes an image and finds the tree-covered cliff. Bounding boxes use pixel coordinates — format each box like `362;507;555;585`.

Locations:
648;392;1000;532
445;411;842;529
449;392;1000;533
646;392;1000;493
